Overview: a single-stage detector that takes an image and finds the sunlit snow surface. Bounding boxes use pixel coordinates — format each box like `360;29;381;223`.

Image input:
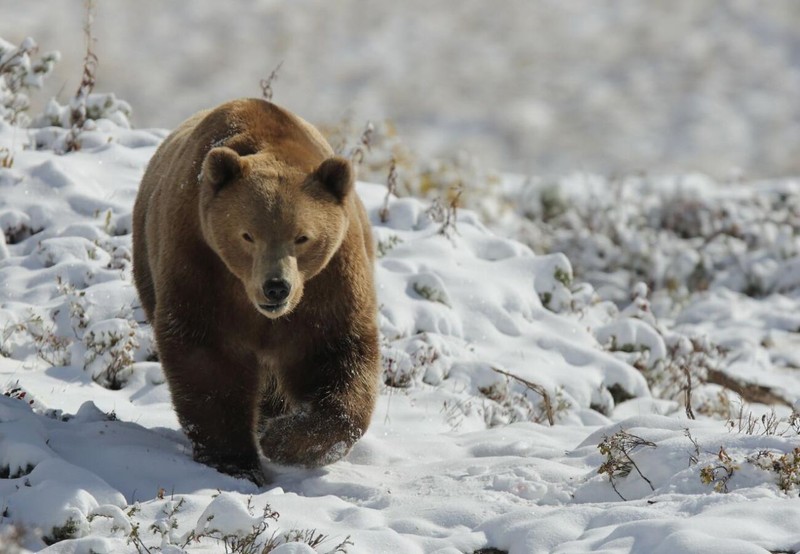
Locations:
1;120;799;553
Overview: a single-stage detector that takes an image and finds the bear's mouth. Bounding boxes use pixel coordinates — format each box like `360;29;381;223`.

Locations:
259;302;287;313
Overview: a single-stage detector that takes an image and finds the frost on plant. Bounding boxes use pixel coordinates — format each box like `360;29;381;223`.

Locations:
13;9;134;153
510;174;800;303
484;367;571;426
172;495;353;554
33;93;132;131
699;446;739;493
56;276;90;333
0;146;13;168
378;157;399;223
382;343;442;389
412;282;449;306
726;407;800;437
44;516;82;546
411;273;451;306
0;36;60;125
27;313;71;367
425;184;463;239
83;319;139;389
640;334;725;419
376;234;402;258
748;448;800;494
597;430;656;500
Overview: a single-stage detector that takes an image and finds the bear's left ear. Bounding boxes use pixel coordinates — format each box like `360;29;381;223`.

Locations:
201;147;243;193
311;157;353;203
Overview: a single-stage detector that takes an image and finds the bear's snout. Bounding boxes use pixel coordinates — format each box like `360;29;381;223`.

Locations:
263;277;291;304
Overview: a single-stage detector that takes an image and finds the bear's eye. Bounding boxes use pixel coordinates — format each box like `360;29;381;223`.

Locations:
242;232;254;243
295;235;309;245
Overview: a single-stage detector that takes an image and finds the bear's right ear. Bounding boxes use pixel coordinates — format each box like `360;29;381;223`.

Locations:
201;147;243;193
311;157;354;203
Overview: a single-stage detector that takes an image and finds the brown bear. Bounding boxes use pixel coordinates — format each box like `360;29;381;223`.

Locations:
132;98;379;483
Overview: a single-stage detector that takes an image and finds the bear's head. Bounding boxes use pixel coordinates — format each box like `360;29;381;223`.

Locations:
198;147;353;319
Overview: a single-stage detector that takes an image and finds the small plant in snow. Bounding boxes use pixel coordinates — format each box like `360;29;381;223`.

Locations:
105;242;133;271
180;498;352;554
280;529;353;553
27;312;71;367
86;506;132;537
695;389;734;419
685;428;701;466
480;383;538;428
533;259;575;314
127;522;148;554
539;291;553;310
412;282;449;306
381;353;409;388
553;266;572;288
147;497;185;548
748;448;800;494
726;406;800;437
182;498;278;553
376;234;402;258
425;183;463;239
44;517;82;545
347;121;374;166
378;157;398;223
0;319;23;358
535;388;571;425
0;35;59;125
646;334;726;413
62;0;98;152
56;276;90;335
699;446;739;493
28;2;132;152
488;367;570;426
35;92;132;132
604;335;650;359
71;0;98;129
694;442;800;496
0;462;36;479
538;184;568;222
84;319;139;389
441;397;477;431
0;146;13;168
597;430;656;501
382;343;441;389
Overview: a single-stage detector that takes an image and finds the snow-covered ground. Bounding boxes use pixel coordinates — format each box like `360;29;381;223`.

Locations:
1;109;800;554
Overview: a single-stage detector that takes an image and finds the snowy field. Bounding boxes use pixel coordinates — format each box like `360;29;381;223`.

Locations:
1;106;800;553
2;12;800;553
2;0;799;178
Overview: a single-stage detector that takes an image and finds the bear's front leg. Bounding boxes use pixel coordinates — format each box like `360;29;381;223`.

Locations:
259;344;378;468
259;401;369;468
160;342;265;484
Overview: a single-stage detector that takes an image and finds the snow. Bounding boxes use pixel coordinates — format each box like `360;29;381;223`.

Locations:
4;1;799;178
1;118;800;553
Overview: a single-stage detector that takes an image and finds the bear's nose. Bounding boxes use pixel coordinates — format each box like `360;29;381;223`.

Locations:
263;278;291;303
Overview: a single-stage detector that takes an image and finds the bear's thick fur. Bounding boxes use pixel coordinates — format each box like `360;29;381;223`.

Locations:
132;99;379;482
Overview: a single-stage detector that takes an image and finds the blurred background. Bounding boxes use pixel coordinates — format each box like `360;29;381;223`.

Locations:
2;0;799;178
